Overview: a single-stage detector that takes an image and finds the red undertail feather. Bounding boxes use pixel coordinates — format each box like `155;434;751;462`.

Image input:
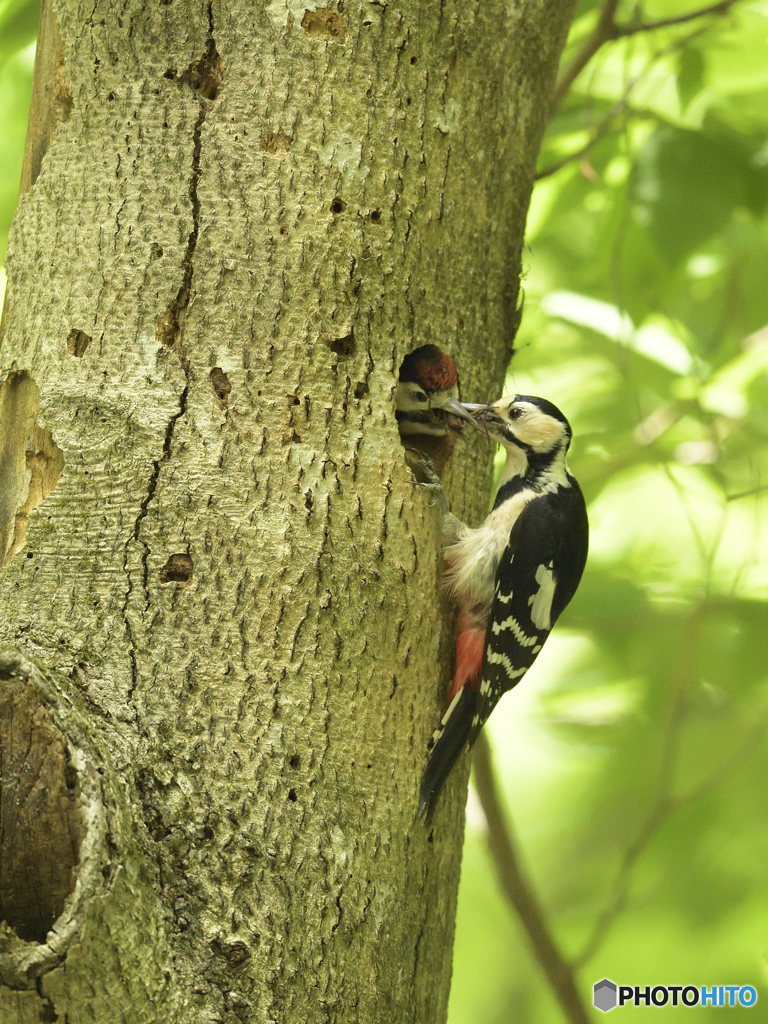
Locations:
450;604;486;702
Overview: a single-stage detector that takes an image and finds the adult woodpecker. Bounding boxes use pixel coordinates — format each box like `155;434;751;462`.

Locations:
396;345;472;473
417;394;589;819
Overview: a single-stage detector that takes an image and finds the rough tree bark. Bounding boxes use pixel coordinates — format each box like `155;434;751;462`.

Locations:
0;1;576;1021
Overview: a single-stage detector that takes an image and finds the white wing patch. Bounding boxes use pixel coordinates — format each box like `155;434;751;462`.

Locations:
528;561;556;630
491;615;539;648
486;649;528;681
430;687;465;745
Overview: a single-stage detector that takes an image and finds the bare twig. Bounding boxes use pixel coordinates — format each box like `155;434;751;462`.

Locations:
551;0;742;111
575;604;768;967
572;609;705;966
552;0;621;112
539;21;711;179
727;482;768;502
472;734;591;1024
614;0;740;37
536;92;636;180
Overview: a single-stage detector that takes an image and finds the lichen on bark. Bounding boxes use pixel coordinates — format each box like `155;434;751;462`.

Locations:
0;0;576;1020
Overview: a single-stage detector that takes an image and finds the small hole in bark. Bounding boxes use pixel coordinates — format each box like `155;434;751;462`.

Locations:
107;91;115;101
288;788;297;802
210;367;231;404
279;226;288;236
410;55;417;64
354;381;368;399
260;130;292;159
329;334;355;358
406;96;412;106
26;551;33;559
301;8;347;43
289;754;300;769
330;198;346;215
458;317;465;330
164;69;176;80
150;242;164;259
67;329;91;357
223;941;251;973
370;209;382;224
180;36;223;100
288;395;301;406
305;492;313;512
159;553;194;584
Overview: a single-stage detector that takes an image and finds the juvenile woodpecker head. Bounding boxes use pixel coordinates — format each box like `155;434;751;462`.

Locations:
396;345;472;438
467;394;573;486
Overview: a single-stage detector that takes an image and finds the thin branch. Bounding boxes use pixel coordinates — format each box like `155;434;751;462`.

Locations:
472;734;591;1024
536;93;637;180
552;0;621;112
574;604;768;968
727;482;768;502
614;0;740;37
551;0;743;112
539;21;711;179
573;609;705;967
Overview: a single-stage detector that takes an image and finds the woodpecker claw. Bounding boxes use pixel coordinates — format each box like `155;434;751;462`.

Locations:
405;449;450;516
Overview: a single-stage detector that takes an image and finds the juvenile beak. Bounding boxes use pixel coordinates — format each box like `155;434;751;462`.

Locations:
442;398;481;424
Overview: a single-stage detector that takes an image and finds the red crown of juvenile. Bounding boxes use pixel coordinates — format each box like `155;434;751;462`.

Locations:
399;345;459;393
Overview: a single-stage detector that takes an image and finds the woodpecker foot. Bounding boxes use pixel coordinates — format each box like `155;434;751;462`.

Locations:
406;449;449;516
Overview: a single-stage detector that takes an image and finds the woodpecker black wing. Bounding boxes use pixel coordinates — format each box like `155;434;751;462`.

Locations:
466;480;588;748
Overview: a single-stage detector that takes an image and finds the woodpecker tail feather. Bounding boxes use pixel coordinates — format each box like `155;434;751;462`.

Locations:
417;686;477;820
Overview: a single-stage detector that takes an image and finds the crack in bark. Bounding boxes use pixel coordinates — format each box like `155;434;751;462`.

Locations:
122;6;220;697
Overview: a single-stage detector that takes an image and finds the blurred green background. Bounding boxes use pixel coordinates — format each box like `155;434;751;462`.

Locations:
2;1;767;1020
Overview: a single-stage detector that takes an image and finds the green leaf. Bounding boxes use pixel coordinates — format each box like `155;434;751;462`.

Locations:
634;125;768;264
677;46;705;112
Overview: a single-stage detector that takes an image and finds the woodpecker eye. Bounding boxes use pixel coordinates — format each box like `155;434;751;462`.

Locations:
415;390;429;403
508;407;523;420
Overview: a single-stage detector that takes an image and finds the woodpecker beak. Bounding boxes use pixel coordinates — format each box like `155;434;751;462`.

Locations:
455;403;504;429
442;398;480;424
475;407;505;425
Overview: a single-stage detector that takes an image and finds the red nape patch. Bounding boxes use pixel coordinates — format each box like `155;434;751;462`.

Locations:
399;344;458;394
450;616;485;702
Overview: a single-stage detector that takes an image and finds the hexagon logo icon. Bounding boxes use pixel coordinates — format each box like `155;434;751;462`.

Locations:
593;979;618;1012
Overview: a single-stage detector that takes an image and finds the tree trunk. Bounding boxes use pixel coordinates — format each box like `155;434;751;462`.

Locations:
0;1;575;1021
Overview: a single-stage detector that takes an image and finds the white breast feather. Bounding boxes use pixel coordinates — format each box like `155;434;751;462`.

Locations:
444;489;536;610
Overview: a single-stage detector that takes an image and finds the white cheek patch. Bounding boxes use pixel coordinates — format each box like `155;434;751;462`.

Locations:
486;649;528;681
528;562;556;630
519;411;565;453
490;615;538;647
